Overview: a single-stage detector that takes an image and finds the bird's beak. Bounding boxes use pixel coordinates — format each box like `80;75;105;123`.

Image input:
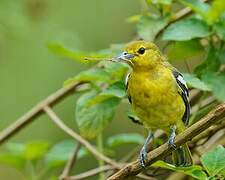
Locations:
112;51;135;62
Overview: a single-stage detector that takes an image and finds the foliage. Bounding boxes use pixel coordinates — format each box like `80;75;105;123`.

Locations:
1;0;225;179
153;146;225;179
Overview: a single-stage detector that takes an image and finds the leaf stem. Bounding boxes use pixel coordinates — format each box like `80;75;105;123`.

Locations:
97;132;105;180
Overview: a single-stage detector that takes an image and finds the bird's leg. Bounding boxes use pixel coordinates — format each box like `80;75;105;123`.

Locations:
139;132;154;168
168;125;177;149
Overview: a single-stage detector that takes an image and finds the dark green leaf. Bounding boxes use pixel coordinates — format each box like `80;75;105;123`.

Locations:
202;72;225;101
76;90;120;139
183;73;211;91
107;133;145;148
45;139;88;168
201;146;225;177
167;40;204;61
137;15;169;41
194;47;221;76
162;18;210;41
213;21;225;41
152;160;207;179
87;82;126;106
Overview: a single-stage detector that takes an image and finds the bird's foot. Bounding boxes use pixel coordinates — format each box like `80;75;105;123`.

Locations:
139;147;147;168
167;138;176;149
168;125;177;149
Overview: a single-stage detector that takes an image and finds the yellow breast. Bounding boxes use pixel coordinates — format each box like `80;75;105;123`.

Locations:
127;66;185;133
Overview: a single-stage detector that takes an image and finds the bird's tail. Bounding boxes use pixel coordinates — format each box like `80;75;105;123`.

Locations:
172;143;193;166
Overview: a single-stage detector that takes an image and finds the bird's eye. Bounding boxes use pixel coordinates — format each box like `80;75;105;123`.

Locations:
137;47;145;55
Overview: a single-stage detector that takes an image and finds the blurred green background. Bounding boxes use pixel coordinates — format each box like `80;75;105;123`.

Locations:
0;0;144;179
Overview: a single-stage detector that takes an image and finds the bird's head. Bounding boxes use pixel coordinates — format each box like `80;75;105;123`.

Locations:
116;41;164;70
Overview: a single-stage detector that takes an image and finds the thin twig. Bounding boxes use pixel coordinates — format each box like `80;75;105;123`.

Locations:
108;103;225;180
67;165;114;180
0;82;85;144
60;142;81;180
43;105;120;168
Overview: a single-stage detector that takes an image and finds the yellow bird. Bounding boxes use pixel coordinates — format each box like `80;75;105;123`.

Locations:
116;40;192;167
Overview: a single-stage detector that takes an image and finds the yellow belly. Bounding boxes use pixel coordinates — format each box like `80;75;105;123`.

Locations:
127;68;185;133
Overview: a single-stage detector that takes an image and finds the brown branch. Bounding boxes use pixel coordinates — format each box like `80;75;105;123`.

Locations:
67;165;114;180
108;103;225;180
60;142;81;180
43;105;120;168
0;82;85;144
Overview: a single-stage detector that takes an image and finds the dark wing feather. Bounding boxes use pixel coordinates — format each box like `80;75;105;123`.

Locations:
172;71;190;126
125;73;142;125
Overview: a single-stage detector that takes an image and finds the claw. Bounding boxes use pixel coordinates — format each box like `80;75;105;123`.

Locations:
168;138;176;149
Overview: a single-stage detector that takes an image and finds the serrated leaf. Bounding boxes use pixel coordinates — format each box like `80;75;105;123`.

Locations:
167;40;204;61
87;82;126;106
201;146;225;177
152;160;207;179
45;139;88;168
162;18;210;41
76;90;120;139
137;15;169;41
183;73;211;91
107;133;145;148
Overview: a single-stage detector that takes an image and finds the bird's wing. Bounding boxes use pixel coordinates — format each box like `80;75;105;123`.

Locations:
172;70;190;126
125;73;143;125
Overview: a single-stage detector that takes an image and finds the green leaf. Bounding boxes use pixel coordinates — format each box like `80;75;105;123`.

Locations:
201;146;225;177
6;141;50;161
162;18;210;41
146;0;173;5
213;21;225;41
183;73;211;91
24;141;50;161
152;160;207;179
87;82;126;106
64;68;112;87
101;61;129;82
0;152;25;169
76;90;120;139
179;0;209;19
107;133;145;148
47;42;109;63
194;47;221;77
137;15;169;41
45;139;88;168
167;40;204;61
202;72;225;101
206;0;225;25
